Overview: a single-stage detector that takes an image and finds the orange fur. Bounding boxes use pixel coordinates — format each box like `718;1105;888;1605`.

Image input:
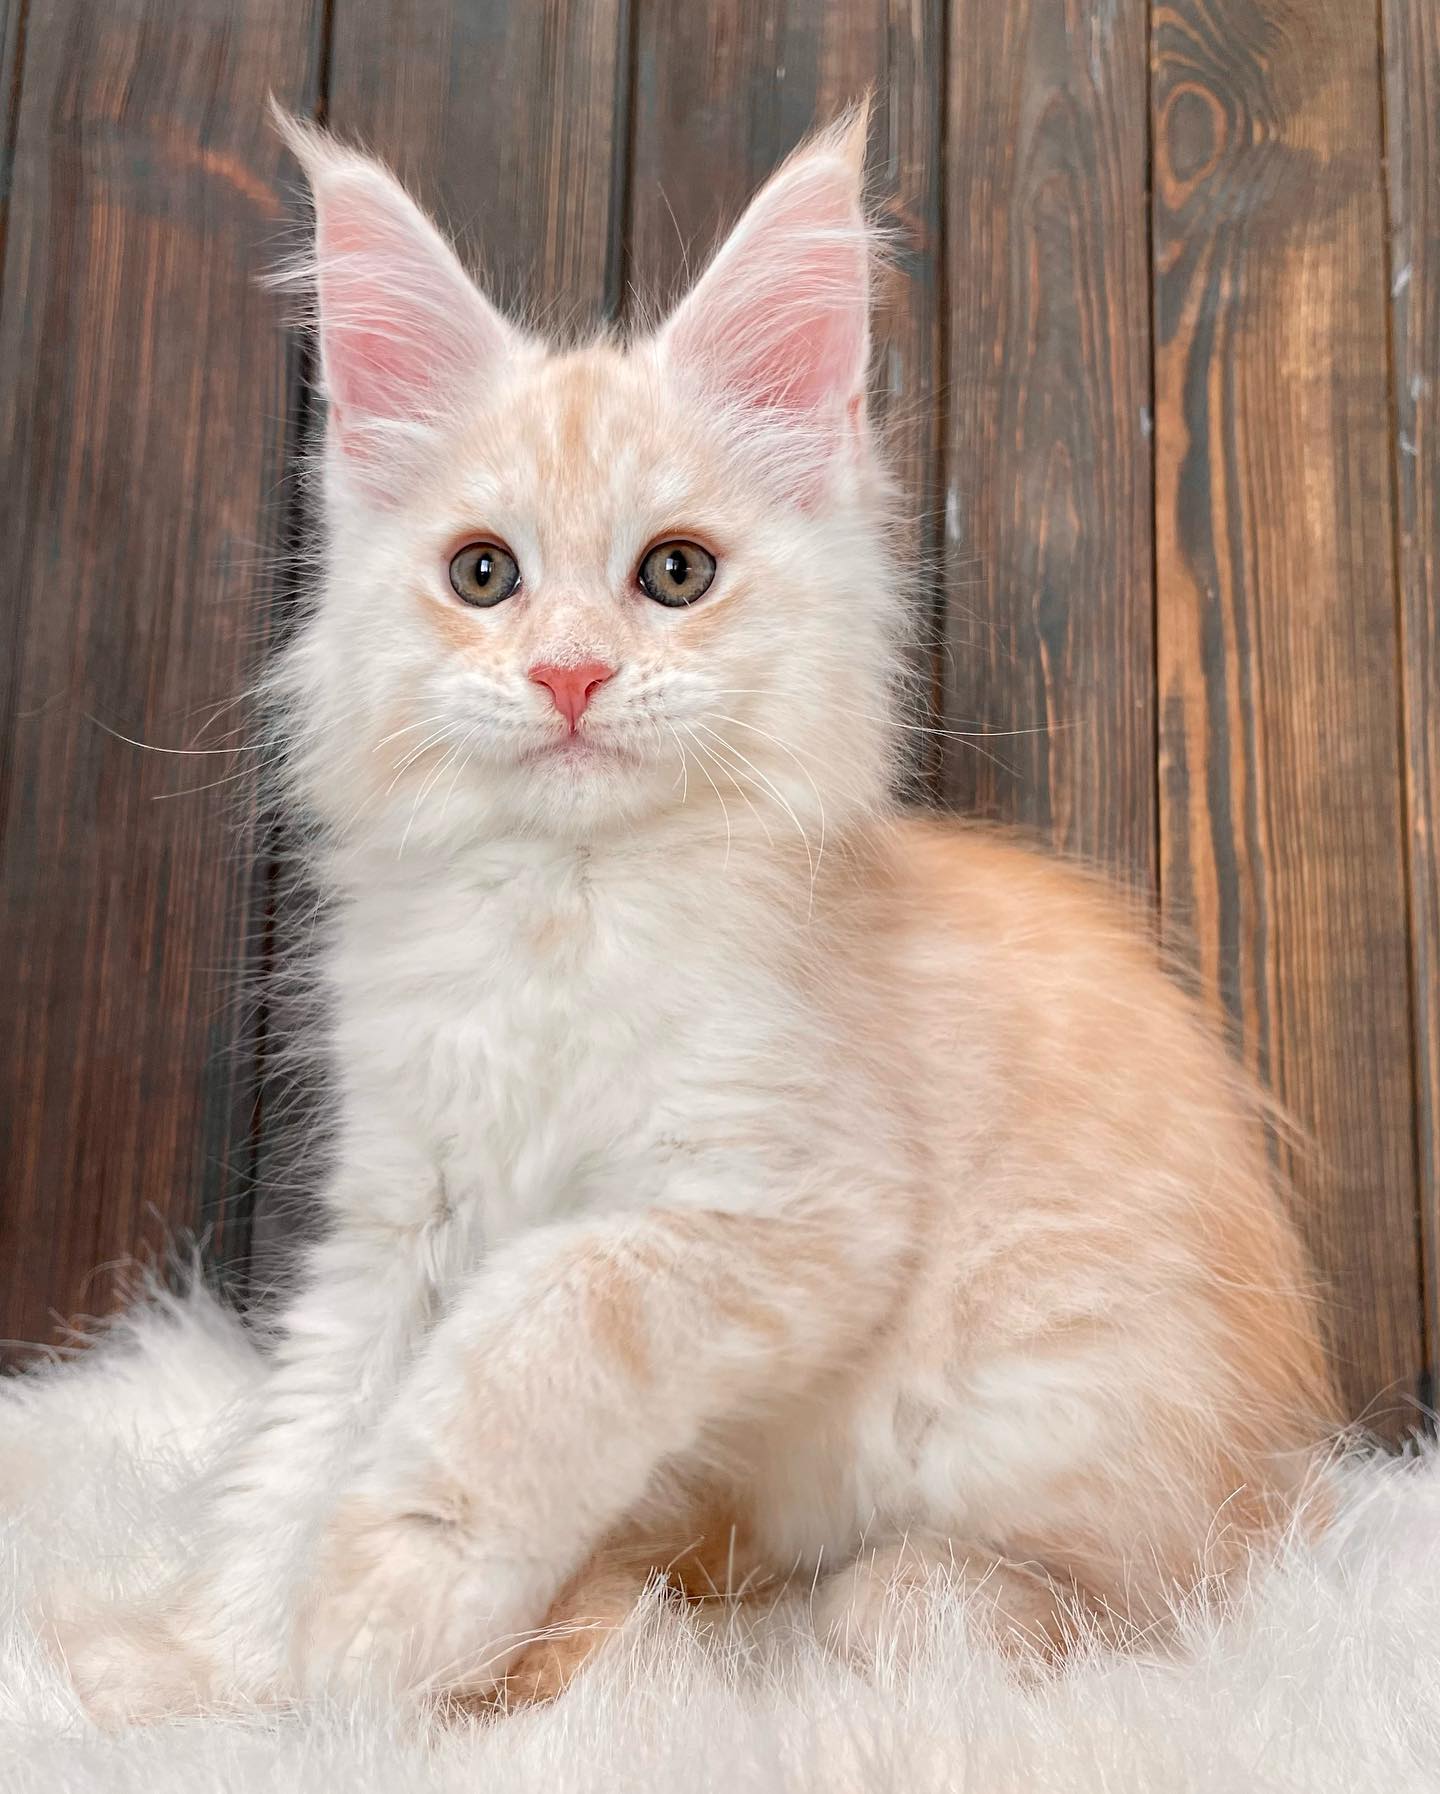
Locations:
492;1496;770;1711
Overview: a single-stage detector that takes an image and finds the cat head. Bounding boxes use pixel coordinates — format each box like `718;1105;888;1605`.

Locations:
274;111;909;860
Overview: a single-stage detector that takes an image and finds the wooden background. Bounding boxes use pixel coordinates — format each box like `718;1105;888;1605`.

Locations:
0;0;1434;1441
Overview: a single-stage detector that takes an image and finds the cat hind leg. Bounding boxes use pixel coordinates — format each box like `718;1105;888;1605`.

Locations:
813;1531;1102;1673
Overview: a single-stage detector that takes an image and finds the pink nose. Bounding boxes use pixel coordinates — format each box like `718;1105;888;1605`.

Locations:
528;660;615;733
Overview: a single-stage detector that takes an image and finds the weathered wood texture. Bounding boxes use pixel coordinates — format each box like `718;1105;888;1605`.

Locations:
941;1;1156;888
0;0;322;1355
0;2;26;242
1;0;1433;1434
1152;0;1419;1429
1384;0;1440;1392
327;0;630;326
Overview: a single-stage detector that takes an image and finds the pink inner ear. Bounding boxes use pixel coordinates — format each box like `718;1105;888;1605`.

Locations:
312;171;511;447
320;201;435;422
667;153;870;422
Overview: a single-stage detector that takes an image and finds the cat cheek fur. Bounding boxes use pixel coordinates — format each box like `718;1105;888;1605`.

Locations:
269;110;900;857
64;109;1338;1722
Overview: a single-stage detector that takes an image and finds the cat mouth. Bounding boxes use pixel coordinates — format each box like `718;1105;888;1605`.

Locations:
522;733;637;768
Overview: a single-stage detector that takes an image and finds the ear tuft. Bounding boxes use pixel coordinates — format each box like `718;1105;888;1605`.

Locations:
660;105;875;457
273;108;518;491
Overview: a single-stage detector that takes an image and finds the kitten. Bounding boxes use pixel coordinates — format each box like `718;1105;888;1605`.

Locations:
65;108;1337;1721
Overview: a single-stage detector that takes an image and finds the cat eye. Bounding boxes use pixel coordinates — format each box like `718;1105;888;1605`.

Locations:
449;541;521;607
637;539;717;608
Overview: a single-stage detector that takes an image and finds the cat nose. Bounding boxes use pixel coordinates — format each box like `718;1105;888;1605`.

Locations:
528;660;615;732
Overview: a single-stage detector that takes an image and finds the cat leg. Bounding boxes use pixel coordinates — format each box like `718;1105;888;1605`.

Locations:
498;1519;1092;1709
493;1494;772;1711
60;1193;445;1724
298;1197;905;1703
813;1531;1092;1671
486;1543;660;1713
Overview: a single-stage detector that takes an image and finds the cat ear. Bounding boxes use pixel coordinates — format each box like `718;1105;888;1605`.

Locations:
277;113;518;489
660;109;873;467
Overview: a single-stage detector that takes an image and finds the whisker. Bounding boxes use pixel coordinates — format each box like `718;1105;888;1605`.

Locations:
438;726;483;825
697;719;824;909
682;728;775;846
710;705;1020;782
665;723;690;807
185;690;264;747
705;691;1069;742
151;766;260;801
383;725;456;796
398;736;466;858
372;713;456;752
678;723;733;868
84;711;266;757
698;713;870;805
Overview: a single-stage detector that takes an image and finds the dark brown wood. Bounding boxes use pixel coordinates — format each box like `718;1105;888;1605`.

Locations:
0;0;322;1352
940;1;1155;888
326;0;631;328
0;1;26;251
628;0;945;781
1384;0;1440;1402
1152;0;1420;1432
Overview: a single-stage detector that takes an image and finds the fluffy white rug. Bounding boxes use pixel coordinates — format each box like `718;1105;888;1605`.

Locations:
3;1284;1438;1792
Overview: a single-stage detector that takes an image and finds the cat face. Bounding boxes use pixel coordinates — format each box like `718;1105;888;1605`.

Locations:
279;113;905;851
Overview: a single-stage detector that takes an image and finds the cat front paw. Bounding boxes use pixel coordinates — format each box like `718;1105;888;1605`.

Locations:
299;1497;554;1701
54;1591;217;1726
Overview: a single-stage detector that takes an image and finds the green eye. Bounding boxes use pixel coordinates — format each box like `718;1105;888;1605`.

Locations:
638;539;717;607
449;542;521;607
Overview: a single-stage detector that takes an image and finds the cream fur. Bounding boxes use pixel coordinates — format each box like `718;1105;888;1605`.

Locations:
58;115;1336;1721
10;1286;1432;1791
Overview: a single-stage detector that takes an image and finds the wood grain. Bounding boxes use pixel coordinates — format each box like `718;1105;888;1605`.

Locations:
940;1;1155;887
0;0;323;1352
0;0;26;255
1152;0;1420;1430
327;0;630;327
1383;0;1440;1400
628;0;945;782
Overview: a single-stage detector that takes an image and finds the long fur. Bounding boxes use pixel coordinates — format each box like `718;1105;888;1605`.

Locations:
53;111;1339;1724
11;1285;1430;1790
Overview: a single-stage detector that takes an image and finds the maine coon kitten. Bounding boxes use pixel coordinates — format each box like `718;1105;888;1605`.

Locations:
67;109;1337;1721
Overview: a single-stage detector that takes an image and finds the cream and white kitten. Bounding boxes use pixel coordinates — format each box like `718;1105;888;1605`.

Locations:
68;111;1337;1720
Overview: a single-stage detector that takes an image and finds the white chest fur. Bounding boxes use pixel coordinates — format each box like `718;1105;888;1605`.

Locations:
324;837;798;1251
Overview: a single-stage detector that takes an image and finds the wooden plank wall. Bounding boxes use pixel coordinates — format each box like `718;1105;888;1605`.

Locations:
1153;2;1419;1426
1;0;1433;1438
1385;0;1440;1426
0;0;324;1345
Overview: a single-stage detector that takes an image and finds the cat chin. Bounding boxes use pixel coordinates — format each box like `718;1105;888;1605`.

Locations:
430;756;680;846
511;768;682;840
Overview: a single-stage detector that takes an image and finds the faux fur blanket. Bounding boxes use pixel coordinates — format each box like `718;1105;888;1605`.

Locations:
2;1284;1436;1792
